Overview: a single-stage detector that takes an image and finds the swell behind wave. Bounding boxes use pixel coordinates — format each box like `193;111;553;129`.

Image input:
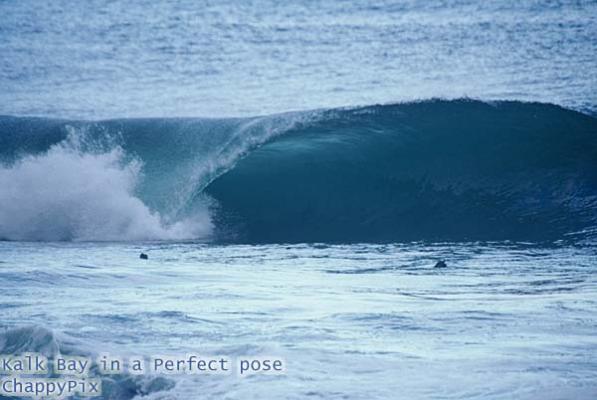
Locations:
1;99;596;243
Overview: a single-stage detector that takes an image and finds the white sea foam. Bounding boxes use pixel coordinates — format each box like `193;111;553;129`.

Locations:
0;131;212;241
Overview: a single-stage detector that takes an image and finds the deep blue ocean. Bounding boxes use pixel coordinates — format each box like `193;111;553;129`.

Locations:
1;1;597;399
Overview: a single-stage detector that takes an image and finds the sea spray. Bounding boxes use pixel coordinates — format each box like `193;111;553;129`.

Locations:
0;128;212;241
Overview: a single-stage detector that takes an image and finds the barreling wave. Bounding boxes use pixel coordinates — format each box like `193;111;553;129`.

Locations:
1;99;596;243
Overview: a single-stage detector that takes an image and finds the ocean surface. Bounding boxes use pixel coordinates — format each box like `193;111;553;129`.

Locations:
1;242;597;399
1;0;596;118
1;0;597;399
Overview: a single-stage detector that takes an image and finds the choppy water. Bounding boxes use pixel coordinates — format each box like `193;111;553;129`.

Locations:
1;242;597;399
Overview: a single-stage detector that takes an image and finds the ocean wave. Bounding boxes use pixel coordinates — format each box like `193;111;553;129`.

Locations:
1;99;596;242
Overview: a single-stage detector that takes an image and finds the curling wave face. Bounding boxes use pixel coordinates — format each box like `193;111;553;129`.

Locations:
1;99;596;243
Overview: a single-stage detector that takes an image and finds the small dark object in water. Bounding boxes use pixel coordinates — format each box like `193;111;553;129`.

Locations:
140;253;148;260
434;260;447;268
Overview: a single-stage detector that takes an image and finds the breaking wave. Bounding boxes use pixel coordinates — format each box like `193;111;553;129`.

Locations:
1;99;596;243
0;130;210;241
